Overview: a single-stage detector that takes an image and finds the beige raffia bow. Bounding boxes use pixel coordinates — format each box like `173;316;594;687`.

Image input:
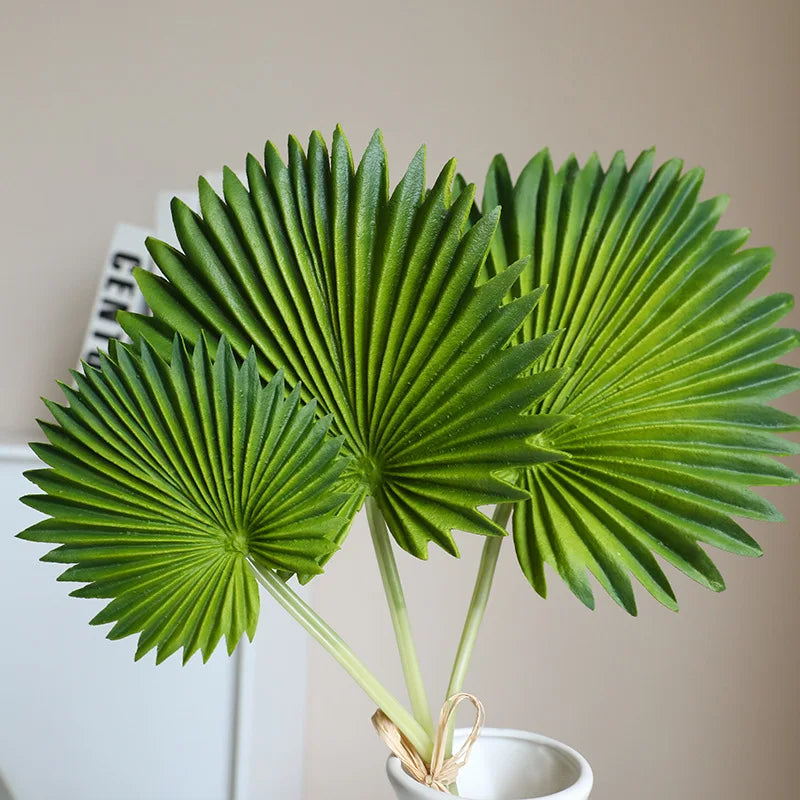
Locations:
372;693;485;792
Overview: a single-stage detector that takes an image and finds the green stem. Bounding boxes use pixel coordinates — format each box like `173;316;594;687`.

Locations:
444;502;513;758
366;496;435;738
248;557;434;761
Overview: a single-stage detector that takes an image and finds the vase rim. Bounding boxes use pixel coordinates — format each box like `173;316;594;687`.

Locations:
386;727;593;800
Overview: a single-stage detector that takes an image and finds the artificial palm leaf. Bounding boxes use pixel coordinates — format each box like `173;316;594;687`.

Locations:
464;150;800;613
19;335;352;663
119;128;565;559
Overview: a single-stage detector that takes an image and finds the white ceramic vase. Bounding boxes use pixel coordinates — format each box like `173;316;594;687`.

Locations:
386;728;593;800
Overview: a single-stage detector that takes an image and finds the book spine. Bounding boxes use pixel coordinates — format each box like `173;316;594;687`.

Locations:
78;223;152;370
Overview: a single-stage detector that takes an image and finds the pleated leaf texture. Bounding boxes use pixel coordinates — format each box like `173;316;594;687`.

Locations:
458;149;800;613
119;128;565;559
20;335;352;663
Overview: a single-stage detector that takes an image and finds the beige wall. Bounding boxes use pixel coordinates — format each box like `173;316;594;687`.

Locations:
2;1;798;798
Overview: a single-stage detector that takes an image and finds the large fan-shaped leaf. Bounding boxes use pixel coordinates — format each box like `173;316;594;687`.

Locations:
20;335;352;663
466;150;800;613
119;128;565;559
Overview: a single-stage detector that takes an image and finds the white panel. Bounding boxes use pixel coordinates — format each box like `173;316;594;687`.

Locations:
0;445;236;800
235;581;309;800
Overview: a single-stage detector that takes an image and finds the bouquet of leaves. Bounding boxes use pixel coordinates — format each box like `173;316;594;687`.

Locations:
21;128;799;782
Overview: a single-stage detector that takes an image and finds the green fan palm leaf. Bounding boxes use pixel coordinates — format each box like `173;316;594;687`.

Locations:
120;128;565;560
463;149;800;613
20;335;352;663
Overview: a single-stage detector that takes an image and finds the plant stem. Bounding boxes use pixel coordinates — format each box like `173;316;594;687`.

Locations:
366;496;435;738
443;502;513;758
248;557;434;761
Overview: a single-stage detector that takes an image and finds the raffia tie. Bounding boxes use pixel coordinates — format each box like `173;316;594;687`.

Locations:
372;693;485;793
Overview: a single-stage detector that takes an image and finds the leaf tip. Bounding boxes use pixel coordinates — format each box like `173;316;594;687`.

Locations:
197;174;214;194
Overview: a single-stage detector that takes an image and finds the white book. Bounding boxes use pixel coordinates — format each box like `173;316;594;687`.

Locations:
78;222;152;370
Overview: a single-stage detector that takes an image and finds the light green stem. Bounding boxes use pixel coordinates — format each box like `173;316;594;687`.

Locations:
444;503;513;758
366;496;435;738
248;557;434;761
